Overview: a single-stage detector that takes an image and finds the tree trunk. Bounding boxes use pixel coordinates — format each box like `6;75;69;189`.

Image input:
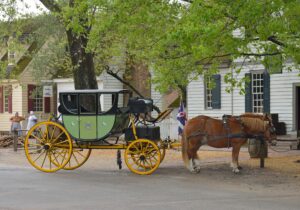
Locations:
66;30;98;90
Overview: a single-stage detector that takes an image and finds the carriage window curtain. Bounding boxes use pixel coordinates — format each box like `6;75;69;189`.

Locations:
245;71;270;113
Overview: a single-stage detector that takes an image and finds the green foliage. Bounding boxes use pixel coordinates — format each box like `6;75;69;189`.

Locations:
0;0;299;94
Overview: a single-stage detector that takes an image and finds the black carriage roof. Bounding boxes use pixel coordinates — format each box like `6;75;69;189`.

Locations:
59;89;131;94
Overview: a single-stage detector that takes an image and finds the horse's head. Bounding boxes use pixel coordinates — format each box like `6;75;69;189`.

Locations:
263;114;277;142
240;113;276;142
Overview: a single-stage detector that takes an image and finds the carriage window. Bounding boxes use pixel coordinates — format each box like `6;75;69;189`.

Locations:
62;94;78;114
79;94;96;114
98;93;116;113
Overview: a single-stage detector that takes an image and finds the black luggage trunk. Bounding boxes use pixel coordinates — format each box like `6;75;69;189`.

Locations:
125;126;160;141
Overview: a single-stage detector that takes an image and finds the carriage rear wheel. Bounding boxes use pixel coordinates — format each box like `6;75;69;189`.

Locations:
61;148;91;170
125;139;161;175
24;121;72;173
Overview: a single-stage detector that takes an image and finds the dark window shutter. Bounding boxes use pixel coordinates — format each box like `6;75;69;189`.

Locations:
0;86;3;113
245;73;252;112
28;84;36;112
8;85;12;113
211;74;221;109
263;71;270;113
44;97;50;113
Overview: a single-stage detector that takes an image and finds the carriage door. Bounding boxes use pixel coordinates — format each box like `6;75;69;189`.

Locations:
79;94;97;140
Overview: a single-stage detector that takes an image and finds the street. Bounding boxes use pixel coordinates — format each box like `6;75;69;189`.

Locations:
0;149;299;210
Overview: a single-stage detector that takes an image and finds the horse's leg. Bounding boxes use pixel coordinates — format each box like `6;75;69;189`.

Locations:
187;137;202;173
231;141;243;174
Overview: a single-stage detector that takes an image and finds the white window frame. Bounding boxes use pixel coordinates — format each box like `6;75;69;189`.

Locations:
251;71;264;113
8;51;15;65
205;77;213;109
32;87;43;112
3;86;10;112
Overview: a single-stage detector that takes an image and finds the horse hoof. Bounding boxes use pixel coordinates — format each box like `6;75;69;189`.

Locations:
190;167;201;173
232;168;240;174
194;166;201;173
238;166;243;170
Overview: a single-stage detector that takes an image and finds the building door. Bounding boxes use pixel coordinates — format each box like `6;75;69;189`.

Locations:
297;87;300;131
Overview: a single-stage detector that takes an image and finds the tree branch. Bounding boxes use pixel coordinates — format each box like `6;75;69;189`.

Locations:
105;66;161;113
240;52;282;56
39;0;61;13
267;36;285;47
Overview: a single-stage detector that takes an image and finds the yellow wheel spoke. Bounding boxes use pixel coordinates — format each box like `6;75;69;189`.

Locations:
33;150;46;162
53;140;69;146
72;152;80;165
61;150;67;165
50;126;56;141
29;134;44;144
132;144;140;153
49;153;52;170
127;150;141;155
74;150;86;158
41;151;48;168
45;124;49;142
51;131;66;144
145;142;149;152
27;142;43;147
144;159;151;168
29;148;44;154
148;157;153;168
50;150;60;166
38;129;46;142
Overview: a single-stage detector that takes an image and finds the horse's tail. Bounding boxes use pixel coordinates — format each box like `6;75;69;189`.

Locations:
181;129;189;168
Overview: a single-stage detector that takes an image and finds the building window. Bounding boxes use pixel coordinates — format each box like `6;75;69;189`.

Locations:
205;78;212;109
8;51;15;65
245;71;270;113
32;87;43;112
204;74;221;110
4;86;10;112
252;73;264;113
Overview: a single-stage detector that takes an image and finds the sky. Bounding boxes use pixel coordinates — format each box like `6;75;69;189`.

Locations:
16;0;47;15
0;0;47;20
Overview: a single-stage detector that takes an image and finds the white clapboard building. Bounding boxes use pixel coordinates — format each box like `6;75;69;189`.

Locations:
187;59;300;135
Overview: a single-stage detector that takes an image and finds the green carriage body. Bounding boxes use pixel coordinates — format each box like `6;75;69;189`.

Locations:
58;89;131;141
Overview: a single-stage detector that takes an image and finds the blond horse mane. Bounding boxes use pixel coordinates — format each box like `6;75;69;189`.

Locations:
240;113;268;133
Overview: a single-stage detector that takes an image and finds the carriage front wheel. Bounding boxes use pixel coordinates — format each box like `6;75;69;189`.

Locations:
24;121;73;173
125;139;161;175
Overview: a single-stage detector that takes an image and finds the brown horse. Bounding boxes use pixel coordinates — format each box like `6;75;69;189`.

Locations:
182;113;276;173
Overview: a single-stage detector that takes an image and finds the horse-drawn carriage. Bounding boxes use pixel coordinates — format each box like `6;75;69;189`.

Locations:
24;89;173;175
24;89;276;175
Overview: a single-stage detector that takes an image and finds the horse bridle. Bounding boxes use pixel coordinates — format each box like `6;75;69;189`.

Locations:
264;115;276;135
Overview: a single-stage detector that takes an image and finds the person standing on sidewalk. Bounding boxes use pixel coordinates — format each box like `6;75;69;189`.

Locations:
26;111;38;134
10;112;25;136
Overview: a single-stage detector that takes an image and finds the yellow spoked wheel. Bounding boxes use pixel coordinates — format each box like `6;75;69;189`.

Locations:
53;148;92;170
125;139;161;175
134;140;166;169
24;121;72;173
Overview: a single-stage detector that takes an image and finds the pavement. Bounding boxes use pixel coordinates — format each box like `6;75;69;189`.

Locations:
0;146;299;210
